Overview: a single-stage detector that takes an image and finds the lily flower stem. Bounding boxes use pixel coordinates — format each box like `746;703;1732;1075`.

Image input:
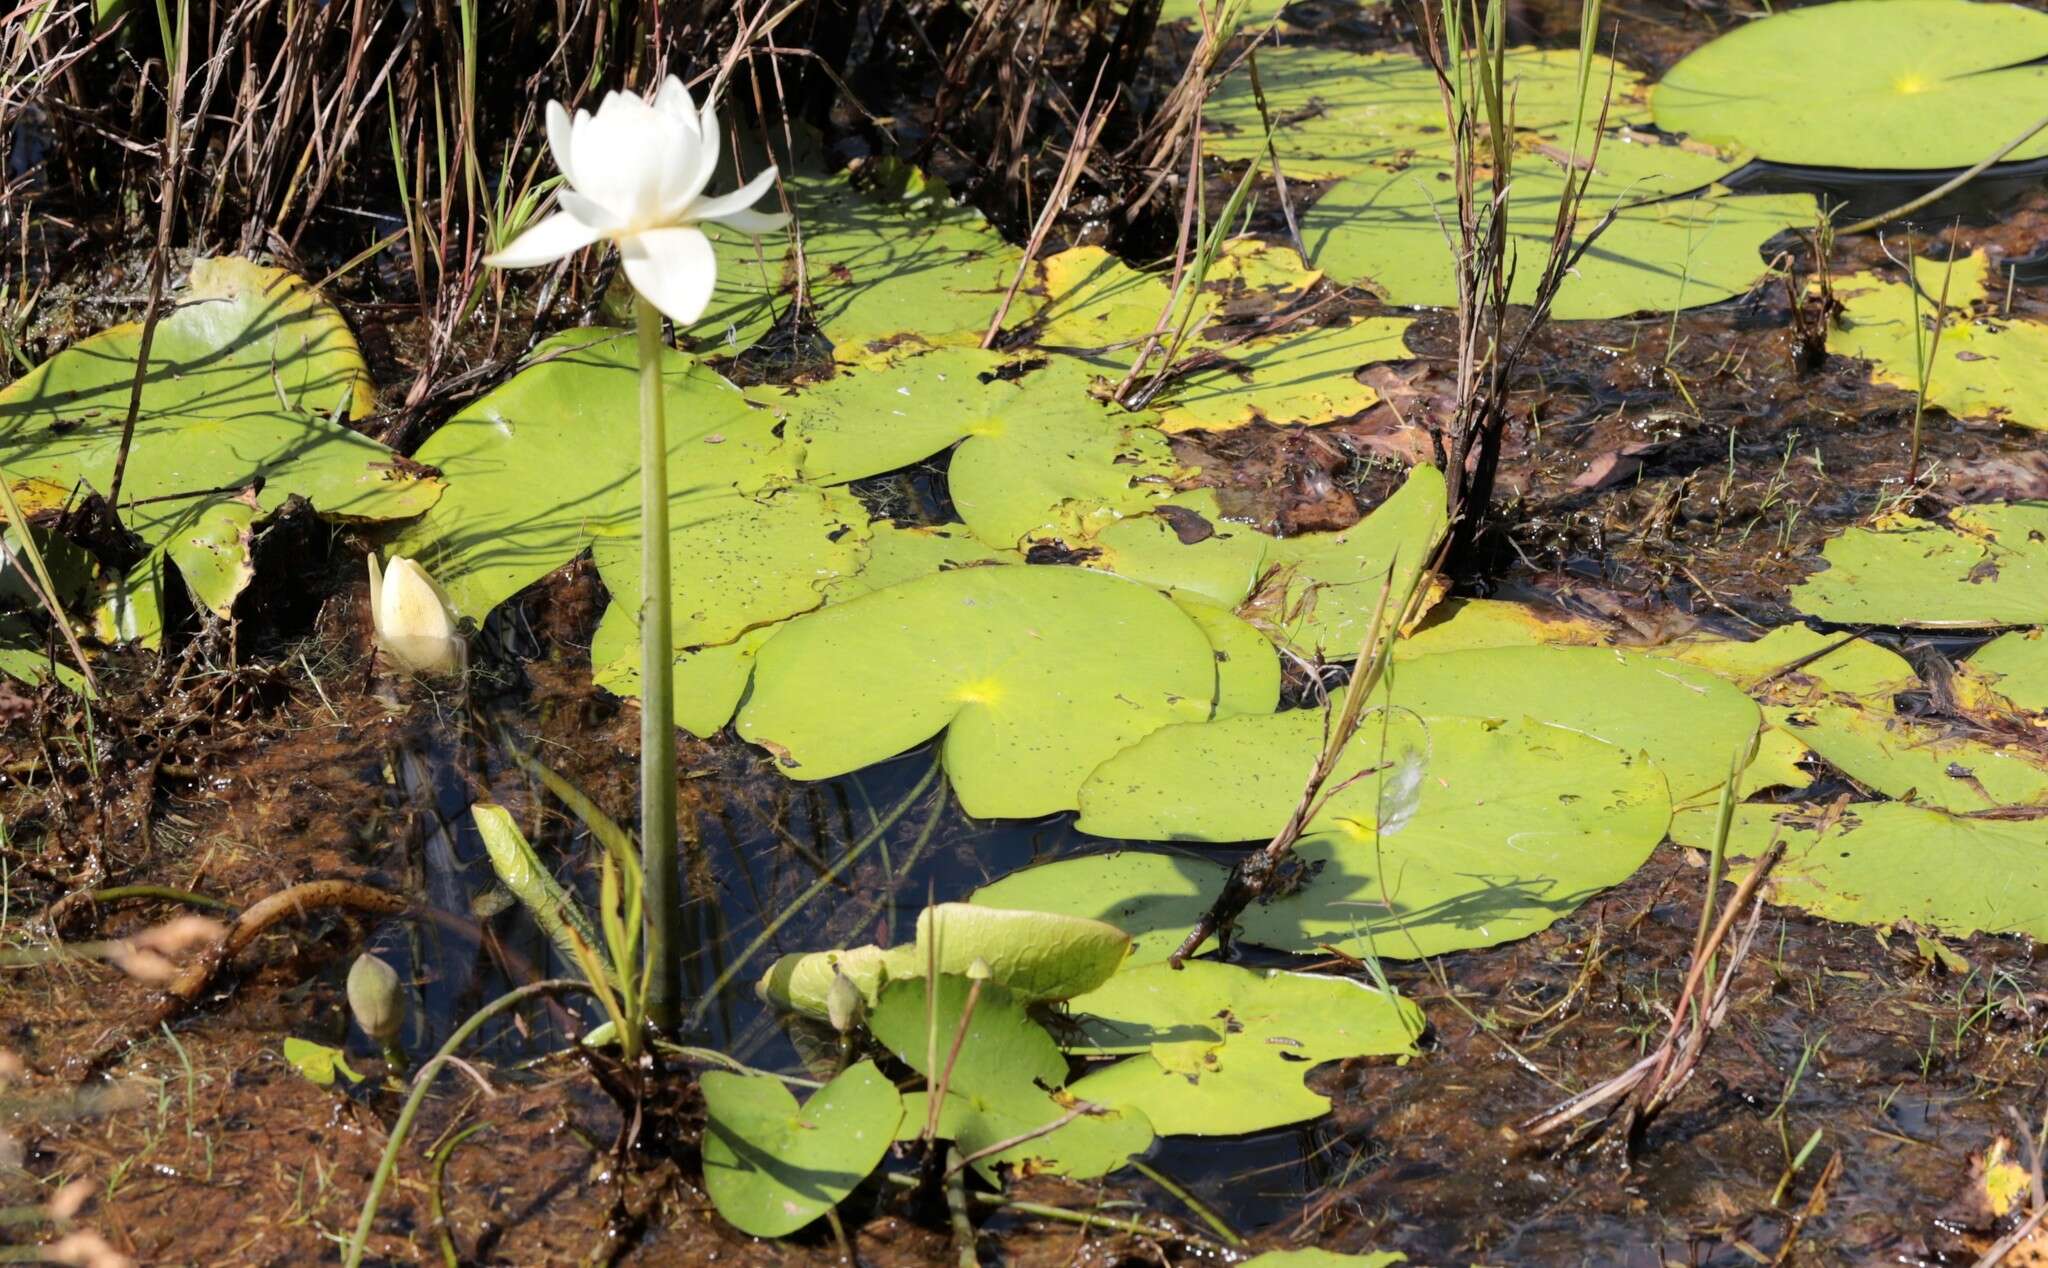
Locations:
635;295;681;1033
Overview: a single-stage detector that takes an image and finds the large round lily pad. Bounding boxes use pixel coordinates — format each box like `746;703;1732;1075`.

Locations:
1790;502;2048;628
0;259;439;630
1768;699;2048;814
1672;802;2048;941
1653;0;2048;170
1373;644;1763;801
1072;709;1671;958
737;565;1217;817
400;331;797;622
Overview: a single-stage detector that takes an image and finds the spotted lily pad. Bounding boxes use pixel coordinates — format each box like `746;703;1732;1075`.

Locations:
1671;802;2048;941
1789;502;2048;628
1653;0;2048;170
699;163;1023;368
1832;253;2048;432
1768;699;2048;814
737;564;1217;817
1961;629;2048;716
1151;317;1415;432
701;1061;903;1237
1072;709;1671;958
0;259;439;634
1064;962;1422;1136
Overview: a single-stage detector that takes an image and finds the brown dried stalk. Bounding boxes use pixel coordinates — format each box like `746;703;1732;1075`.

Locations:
1520;838;1787;1154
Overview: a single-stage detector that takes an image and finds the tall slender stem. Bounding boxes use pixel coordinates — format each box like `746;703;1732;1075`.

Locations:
635;296;680;1032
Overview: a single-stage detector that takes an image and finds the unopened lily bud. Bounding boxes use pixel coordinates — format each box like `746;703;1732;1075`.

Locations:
966;957;993;982
346;953;405;1045
367;554;463;676
825;968;866;1035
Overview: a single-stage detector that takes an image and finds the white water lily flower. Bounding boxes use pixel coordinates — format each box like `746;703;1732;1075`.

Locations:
367;554;463;676
484;76;790;324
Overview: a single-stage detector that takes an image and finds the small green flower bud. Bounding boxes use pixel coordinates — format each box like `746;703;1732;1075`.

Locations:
347;953;405;1046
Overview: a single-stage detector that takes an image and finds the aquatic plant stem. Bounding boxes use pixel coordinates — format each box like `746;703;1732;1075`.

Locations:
344;979;588;1268
635;295;681;1034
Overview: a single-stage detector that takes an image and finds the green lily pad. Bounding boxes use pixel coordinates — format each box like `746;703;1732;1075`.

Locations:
1962;629;2048;716
749;345;1009;485
1152;317;1415;432
1671;802;2048;941
971;851;1224;967
399;330;791;622
873;975;1153;1178
1065;962;1422;1136
736;565;1217;817
282;1037;361;1088
0;258;439;630
701;1061;903;1238
1394;597;1614;659
0;617;89;694
1295;154;1810;319
1175;593;1281;718
1073;710;1671;958
948;365;1182;550
593;523;1011;736
1655;625;1920;705
1653;0;2048;170
700;163;1023;368
1089;466;1450;663
1373;644;1762;801
1768;699;2048;814
1789;502;2048;629
1205;47;1655;180
590;481;870;651
1832;253;2048;431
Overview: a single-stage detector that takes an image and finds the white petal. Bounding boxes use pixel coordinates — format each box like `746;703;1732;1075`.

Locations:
675;101;723;210
688;167;781;227
705;205;791;236
653;75;698;134
556;189;625;234
545;100;577;189
483;209;605;268
621;226;718;325
650;114;703;226
573;95;664;224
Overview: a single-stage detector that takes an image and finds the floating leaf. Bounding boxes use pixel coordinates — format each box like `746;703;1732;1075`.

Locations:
1065;962;1422;1136
1373;645;1762;801
1655;625;1919;705
700;164;1023;368
593;523;1008;736
1092;467;1450;662
971;851;1224;967
1394;597;1613;658
1174;593;1281;718
1152;317;1414;433
1831;253;2048;432
873;975;1154;1178
1074;710;1671;958
399;331;790;622
1961;629;2048;716
1768;699;2048;814
701;1062;903;1238
1789;502;2048;628
282;1037;361;1088
736;566;1216;817
0;259;439;631
752;345;1008;485
1294;153;1810;319
0;617;88;694
1672;802;2048;941
1653;0;2048;170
